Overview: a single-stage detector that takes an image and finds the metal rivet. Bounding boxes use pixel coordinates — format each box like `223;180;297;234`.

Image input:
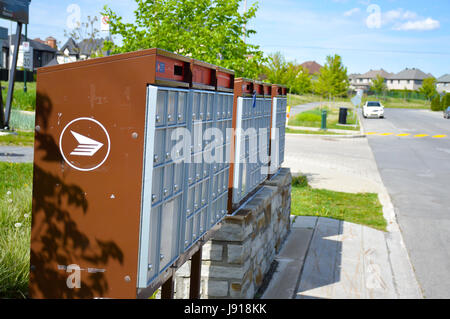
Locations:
152;194;156;202
124;276;131;282
154;155;158;163
156;115;160;122
174;184;178;191
35;125;41;132
132;132;138;139
163;189;168;195
166;152;170;159
168;114;172;120
160;254;164;261
148;264;153;270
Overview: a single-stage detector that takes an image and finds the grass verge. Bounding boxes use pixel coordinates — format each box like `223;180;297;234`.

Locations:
288;105;360;131
285;128;346;135
0;162;33;298
291;175;387;231
288;94;350;106
1;82;36;111
363;96;429;109
0;131;35;147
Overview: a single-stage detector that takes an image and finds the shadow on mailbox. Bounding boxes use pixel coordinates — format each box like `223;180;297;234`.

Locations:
29;93;124;298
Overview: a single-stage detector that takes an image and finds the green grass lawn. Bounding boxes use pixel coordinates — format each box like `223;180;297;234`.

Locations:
288;94;350;106
1;82;36;111
285;128;346;135
0;162;33;298
0;130;35;147
291;175;387;231
288;105;360;131
363;96;430;109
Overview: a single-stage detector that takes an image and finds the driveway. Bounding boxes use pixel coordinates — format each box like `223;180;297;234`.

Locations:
0;146;34;163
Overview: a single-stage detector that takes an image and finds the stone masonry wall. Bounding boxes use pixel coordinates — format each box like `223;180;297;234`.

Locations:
174;168;292;299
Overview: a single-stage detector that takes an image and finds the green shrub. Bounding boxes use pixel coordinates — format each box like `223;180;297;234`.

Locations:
441;93;450;111
431;95;441;111
292;175;309;188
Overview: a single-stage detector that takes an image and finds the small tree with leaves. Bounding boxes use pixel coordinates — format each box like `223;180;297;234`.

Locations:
102;0;265;78
419;77;437;102
64;16;103;58
314;54;349;100
371;75;386;99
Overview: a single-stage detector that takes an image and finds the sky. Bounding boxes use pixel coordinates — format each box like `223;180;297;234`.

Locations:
1;0;449;77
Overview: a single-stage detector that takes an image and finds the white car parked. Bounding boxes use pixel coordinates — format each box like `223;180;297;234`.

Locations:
363;101;384;119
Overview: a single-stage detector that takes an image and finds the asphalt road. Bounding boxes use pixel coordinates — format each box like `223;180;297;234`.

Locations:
361;108;450;298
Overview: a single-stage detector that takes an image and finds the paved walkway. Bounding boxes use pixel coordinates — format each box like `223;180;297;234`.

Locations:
0;146;34;163
262;133;423;299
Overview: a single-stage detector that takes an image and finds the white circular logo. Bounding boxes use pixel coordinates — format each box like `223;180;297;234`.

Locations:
59;118;111;172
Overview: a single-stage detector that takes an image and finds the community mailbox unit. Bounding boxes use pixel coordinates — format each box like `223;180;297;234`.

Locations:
228;78;272;210
29;49;234;299
270;84;288;172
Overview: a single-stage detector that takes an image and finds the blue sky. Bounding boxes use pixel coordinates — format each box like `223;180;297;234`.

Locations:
1;0;449;77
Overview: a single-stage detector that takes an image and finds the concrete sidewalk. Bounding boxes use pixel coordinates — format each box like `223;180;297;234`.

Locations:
261;134;423;299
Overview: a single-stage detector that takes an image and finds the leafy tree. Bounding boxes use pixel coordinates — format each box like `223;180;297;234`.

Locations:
291;66;312;94
314;54;349;99
64;16;103;57
101;0;265;78
371;75;386;98
262;52;288;85
419;77;437;102
431;95;441;111
261;53;312;94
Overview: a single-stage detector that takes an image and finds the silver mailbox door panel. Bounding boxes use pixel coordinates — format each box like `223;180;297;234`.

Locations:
138;86;190;288
139;87;234;288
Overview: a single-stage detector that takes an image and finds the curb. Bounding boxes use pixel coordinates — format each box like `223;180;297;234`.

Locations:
286;133;367;139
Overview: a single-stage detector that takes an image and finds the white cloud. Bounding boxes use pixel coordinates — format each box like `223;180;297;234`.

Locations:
344;8;361;17
377;8;440;32
383;9;418;25
394;18;441;31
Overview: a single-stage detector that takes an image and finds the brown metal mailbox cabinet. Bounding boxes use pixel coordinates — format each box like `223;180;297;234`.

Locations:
228;79;272;210
270;85;288;172
29;48;234;298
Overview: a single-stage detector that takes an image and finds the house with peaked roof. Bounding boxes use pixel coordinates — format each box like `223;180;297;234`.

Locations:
57;37;106;64
386;68;434;91
300;61;322;75
1;34;57;70
437;74;450;94
349;69;393;92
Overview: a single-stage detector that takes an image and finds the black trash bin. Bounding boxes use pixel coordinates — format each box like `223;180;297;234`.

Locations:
338;107;348;125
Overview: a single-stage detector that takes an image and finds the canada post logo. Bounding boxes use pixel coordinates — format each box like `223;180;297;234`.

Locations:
59;118;111;172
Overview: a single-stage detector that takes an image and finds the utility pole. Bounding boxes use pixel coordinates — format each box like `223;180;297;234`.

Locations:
243;0;247;43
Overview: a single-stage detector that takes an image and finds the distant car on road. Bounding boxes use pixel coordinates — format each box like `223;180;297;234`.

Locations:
444;107;450;119
363;101;385;119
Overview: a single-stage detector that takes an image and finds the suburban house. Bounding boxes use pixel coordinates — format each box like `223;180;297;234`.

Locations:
386;68;434;91
300;61;323;75
349;69;392;92
1;34;57;71
437;74;450;94
57;37;105;64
